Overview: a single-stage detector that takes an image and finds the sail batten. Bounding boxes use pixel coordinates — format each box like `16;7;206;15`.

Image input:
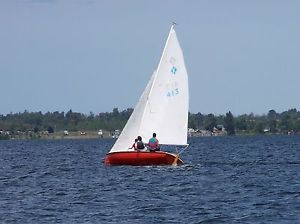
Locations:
110;26;188;153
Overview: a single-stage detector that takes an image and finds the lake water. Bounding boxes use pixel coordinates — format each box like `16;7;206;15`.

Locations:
0;135;299;223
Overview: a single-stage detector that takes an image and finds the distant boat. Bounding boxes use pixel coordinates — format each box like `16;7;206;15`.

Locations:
104;25;189;166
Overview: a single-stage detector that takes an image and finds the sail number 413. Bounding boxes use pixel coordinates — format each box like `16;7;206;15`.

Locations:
167;88;179;97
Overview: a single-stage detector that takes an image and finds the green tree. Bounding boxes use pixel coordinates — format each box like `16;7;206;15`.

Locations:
254;121;264;134
267;109;278;133
224;111;235;135
204;114;217;131
235;115;247;131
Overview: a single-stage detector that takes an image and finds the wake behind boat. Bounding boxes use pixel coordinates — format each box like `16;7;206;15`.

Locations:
104;25;189;166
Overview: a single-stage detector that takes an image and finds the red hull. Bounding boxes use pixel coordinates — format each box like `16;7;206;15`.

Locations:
104;151;183;166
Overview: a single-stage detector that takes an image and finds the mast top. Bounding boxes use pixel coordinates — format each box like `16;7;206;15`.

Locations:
171;21;177;29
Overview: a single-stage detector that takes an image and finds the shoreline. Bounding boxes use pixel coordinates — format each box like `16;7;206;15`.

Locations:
2;132;299;141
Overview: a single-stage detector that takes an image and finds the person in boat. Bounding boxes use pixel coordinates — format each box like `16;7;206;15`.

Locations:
148;133;160;152
136;136;145;150
129;138;138;150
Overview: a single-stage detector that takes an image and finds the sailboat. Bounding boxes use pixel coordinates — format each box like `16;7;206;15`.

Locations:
104;25;189;166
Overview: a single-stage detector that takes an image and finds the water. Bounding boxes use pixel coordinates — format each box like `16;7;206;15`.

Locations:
0;136;299;223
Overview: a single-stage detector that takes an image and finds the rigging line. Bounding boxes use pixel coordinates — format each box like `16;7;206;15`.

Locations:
177;144;189;155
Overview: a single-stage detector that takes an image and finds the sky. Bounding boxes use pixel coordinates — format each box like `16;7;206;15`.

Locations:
1;0;300;116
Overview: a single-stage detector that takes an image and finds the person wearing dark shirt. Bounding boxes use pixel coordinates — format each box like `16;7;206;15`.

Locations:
136;136;145;150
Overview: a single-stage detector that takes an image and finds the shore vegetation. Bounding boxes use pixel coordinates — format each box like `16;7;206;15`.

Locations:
1;108;300;140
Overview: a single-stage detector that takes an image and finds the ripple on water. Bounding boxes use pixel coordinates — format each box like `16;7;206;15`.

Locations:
0;137;299;223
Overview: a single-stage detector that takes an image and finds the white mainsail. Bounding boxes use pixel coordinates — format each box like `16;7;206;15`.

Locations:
110;25;189;153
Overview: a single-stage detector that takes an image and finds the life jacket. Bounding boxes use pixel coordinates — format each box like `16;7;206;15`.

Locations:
136;141;145;149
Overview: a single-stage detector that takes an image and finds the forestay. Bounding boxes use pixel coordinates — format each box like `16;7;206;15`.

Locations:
110;25;189;153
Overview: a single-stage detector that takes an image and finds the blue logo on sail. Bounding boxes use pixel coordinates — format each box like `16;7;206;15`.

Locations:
171;66;177;75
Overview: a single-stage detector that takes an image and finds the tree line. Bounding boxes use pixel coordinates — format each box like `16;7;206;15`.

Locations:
0;108;132;135
189;109;300;135
0;108;300;136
